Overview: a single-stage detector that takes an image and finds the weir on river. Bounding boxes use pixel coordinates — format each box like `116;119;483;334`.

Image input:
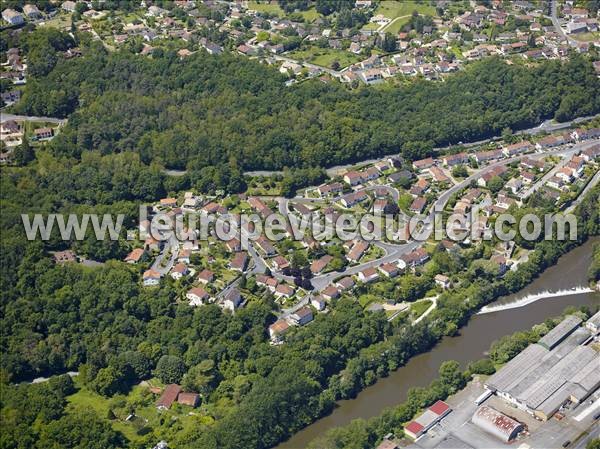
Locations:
478;286;594;314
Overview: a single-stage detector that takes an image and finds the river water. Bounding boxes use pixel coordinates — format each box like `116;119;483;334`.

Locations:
277;237;600;449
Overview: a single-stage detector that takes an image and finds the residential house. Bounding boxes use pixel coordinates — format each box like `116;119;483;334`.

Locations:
379;263;400;278
269;319;290;341
222;288;243;312
478;166;507;187
521;171;536;184
491;255;509;275
410;178;430;196
143;269;161;286
317;182;343;197
506;178;523;194
581;145;600;162
272;255;290;271
520;157;545;172
171;263;189;280
358;267;379;283
2;9;24;25
124;248;145;264
362;167;380;181
571;127;600;141
343;171;363;186
556;167;575;182
340;191;368;208
255;236;276;255
23;4;42;19
388;170;413;184
289;306;313;326
336;276;355;291
413;157;435;171
54;250;76;264
401;248;429;268
197;269;215;284
474;149;503;164
178;249;191;264
311;255;333;274
160;197;178;208
322;285;341;300
177;392;200;408
535;134;567;150
156;384;182;410
34;127;54;140
429;166;450;183
434;274;451;289
347;240;369;262
373;198;388;214
410;197;427;214
226;238;242;252
186;287;210;305
230;252;248;272
311;295;327;311
275;284;295;298
547;175;566;190
442;152;468;167
0;120;20;135
503;141;532;157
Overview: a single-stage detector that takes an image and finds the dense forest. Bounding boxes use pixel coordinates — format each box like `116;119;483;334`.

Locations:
10;33;600;188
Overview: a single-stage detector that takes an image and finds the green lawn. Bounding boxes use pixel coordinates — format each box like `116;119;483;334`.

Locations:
374;1;437;34
410;299;433;319
297;7;320;22
383;15;413;34
248;2;320;22
287;46;361;68
66;377;208;444
248;1;284;16
362;22;380;31
39;12;72;30
375;1;436;20
571;32;600;42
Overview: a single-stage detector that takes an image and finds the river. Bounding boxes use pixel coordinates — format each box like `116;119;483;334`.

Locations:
276;237;600;449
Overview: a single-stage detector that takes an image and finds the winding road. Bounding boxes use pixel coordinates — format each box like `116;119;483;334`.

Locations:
0;112;67;124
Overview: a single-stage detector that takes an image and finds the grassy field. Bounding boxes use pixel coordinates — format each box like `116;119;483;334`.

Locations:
410;299;433;319
248;1;320;22
376;1;437;33
571;31;600;42
377;1;436;19
247;1;284;15
66;377;208;444
38;12;72;30
383;15;413;34
288;46;361;68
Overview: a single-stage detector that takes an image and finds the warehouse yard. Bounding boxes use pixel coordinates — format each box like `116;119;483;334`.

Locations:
409;313;600;449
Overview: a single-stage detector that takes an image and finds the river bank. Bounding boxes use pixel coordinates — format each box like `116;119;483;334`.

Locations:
276;237;599;449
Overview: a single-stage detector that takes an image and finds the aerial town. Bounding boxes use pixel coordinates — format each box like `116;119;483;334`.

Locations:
1;2;599;449
1;0;600;92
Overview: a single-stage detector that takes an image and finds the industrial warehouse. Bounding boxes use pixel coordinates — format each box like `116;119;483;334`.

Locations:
484;313;600;421
406;312;600;449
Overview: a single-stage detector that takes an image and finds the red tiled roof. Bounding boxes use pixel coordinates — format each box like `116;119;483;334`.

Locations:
405;421;424;434
156;384;181;409
429;400;450;416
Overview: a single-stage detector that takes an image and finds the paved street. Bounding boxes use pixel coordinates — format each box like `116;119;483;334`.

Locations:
0;112;67;124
